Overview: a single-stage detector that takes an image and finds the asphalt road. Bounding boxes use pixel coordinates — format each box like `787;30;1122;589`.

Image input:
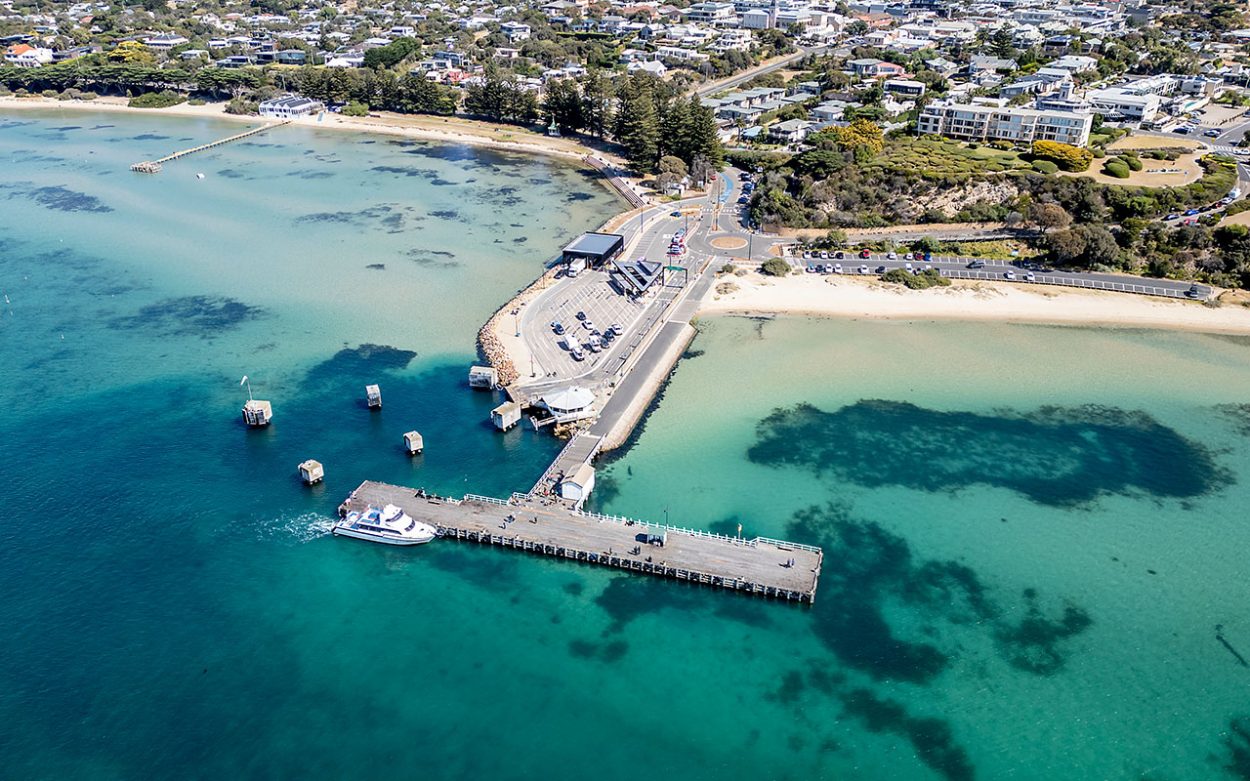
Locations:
692;47;818;98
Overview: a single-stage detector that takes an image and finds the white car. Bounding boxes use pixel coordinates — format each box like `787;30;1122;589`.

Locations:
833;263;842;274
887;251;898;260
1005;270;1017;280
819;250;829;259
858;265;869;274
1025;271;1036;282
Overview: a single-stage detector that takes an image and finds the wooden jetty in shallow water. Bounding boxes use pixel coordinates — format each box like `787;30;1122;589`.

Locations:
341;481;824;604
130;121;289;173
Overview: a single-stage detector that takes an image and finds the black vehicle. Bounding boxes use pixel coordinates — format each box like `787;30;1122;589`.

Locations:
575;311;586;320
967;260;985;269
834;251;844;260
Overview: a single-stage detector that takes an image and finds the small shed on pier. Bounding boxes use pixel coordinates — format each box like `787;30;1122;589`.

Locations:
469;366;499;390
403;431;424;455
559;462;596;504
492;401;521;431
242;399;273;427
298;459;324;485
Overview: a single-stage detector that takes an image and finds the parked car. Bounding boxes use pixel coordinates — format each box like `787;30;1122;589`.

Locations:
1004;271;1016;280
1173;126;1191;134
1164;213;1180;221
833;263;842;273
806;264;818;273
904;262;913;271
823;263;834;273
858;264;870;274
887;251;898;260
583;320;595;331
1186;284;1201;298
576;311;586;321
834;251;845;260
913;251;925;261
1184;208;1200;216
552;321;565;334
859;249;871;258
875;265;886;273
967;260;985;269
610;323;623;335
1025;271;1036;282
819;250;829;259
670;210;681;217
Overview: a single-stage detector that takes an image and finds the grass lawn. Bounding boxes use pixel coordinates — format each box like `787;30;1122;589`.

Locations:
866;136;1033;181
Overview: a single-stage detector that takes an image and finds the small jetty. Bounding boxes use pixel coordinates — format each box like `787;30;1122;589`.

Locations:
341;481;823;604
130;121;288;173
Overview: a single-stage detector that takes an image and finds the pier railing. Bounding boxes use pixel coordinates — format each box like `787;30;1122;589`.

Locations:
570;507;823;552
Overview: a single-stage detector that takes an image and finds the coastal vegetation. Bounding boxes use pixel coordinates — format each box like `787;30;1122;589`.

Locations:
760;258;790;277
881;268;950;289
127;90;185;109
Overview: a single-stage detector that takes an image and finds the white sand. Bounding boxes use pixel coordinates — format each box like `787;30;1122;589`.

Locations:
699;272;1250;334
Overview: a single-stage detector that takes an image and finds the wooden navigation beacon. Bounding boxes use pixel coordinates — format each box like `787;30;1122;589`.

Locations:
366;384;382;409
298;460;325;485
239;374;272;427
403;431;424;455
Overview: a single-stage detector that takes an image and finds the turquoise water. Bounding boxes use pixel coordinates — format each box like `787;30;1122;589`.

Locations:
4;110;1250;780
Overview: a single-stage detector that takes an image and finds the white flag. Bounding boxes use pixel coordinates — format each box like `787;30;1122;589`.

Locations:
240;375;248;385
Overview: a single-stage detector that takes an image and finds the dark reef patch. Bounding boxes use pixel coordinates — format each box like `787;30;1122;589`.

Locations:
430;209;461;221
1215;404;1250;438
108;296;264;337
568;639;629;663
424;545;520;590
593;573;770;635
284;169;335;180
566;191;595;202
749;400;1230;507
995;589;1092;675
296;203;418;232
405;249;460;269
366;263;385;271
217;168;249;179
1;183;112;213
132;133;169;141
370;165;438;178
839;688;975;781
1223;716;1250;779
302;343;418;389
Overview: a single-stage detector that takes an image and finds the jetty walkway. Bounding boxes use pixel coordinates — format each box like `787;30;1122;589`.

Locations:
130;121;288;173
342;481;823;604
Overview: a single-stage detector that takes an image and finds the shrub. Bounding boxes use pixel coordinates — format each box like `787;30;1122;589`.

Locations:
760;258;790;276
1031;159;1059;175
188;98;206;106
342;100;369;117
41;89;57;98
128;90;185;109
1032;140;1094;172
882;268;950;289
719;263;736;274
79;91;97;101
1103;160;1131;179
989;140;1014;151
1225;200;1250;217
1122;155;1143;172
224;96;258;115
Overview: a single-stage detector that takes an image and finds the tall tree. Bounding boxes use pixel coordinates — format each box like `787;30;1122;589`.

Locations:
542;77;584;133
580;69;613;138
683;95;723;170
613;74;659;170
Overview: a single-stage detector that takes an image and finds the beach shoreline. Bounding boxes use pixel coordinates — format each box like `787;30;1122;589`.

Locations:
0;94;629;167
699;271;1250;334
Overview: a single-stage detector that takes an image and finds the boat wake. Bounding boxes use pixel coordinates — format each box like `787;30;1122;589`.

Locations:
259;512;338;544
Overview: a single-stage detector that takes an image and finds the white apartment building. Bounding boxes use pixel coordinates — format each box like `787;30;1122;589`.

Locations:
684;2;737;24
918;101;1093;147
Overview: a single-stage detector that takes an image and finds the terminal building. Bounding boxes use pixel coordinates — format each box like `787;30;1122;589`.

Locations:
561;232;625;270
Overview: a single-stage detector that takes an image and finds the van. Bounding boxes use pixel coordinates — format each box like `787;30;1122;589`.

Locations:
567;257;586;277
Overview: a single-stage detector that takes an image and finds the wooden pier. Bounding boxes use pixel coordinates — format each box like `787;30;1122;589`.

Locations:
341;481;823;604
130;121;289;173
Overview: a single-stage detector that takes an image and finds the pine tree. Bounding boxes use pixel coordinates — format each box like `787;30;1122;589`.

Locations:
613;75;659;170
684;95;723;170
542;78;584;133
580;70;614;139
658;95;689;162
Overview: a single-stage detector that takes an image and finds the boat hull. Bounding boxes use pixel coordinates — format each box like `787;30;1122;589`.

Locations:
331;526;436;546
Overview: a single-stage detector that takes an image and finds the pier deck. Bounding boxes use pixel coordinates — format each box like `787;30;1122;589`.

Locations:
130;121;288;173
530;432;601;498
343;481;823;603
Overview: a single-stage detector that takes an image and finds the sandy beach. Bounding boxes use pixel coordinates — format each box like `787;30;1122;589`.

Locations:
0;94;627;166
700;271;1250;334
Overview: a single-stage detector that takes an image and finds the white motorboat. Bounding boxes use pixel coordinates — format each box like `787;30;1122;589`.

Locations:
332;504;437;546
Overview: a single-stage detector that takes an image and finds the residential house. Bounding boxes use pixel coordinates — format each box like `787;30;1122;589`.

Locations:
5;44;54;67
918;99;1093;147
